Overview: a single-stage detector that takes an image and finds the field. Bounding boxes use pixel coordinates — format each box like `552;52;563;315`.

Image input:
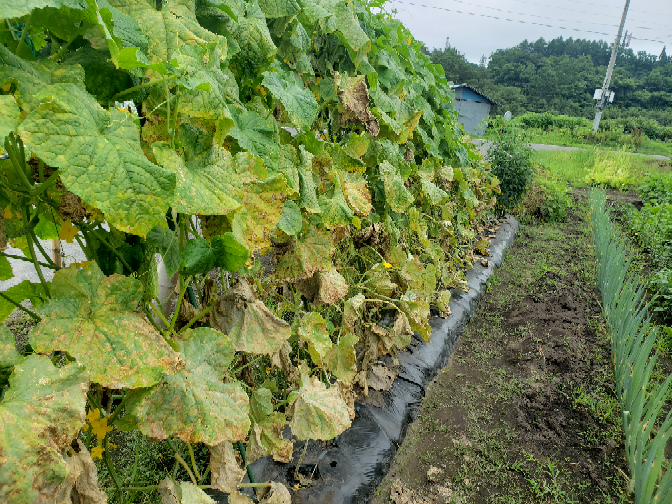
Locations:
2;3;672;504
374;193;632;504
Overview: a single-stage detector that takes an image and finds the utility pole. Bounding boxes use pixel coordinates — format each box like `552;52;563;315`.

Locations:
592;0;630;132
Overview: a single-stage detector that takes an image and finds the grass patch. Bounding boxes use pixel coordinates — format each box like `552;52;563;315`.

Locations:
532;149;671;188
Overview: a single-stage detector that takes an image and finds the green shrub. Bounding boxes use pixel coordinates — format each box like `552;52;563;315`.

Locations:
487;129;534;212
650;269;672;322
638;174;672;206
631;203;672;266
584;147;636;190
521;166;571;222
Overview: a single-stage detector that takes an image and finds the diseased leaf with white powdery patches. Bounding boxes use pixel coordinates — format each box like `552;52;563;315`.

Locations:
290;374;351;441
211;280;291;355
107;0;226;66
0;324;20;367
30;263;182;389
274;227;335;282
0;355;89;504
19;84;176;237
127;327;248;445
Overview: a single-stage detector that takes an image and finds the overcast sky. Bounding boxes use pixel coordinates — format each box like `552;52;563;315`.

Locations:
389;0;672;64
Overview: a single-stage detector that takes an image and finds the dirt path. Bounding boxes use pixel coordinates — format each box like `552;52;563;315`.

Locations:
372;194;631;504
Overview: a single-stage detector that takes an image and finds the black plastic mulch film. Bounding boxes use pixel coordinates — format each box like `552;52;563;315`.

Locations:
207;217;520;504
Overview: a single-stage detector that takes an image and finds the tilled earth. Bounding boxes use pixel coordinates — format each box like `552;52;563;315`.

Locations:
373;194;632;504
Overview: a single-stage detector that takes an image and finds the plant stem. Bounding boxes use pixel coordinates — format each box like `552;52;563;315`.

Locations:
22;207;50;298
165;81;171;137
232;355;264;374
169;275;191;333
5;136;32;192
170;92;180;149
110;75;179;102
29;228;57;268
239;483;272;488
176;302;213;335
32;169;60;198
235;441;257;496
106;391;128;424
148;301;171;331
15;17;29;55
89;228;132;272
294;442;308;483
0;252;57;269
174;452;197;485
187;444;201;480
103;439;125;504
50;27;85;62
0;291;40;321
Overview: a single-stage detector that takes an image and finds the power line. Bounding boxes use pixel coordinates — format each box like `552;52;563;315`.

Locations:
439;0;621;30
391;0;672;45
487;0;672;30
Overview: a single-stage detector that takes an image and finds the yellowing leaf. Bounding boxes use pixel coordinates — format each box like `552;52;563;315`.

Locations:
58;219;78;243
297;312;333;368
19;84;176;237
31;263;182;389
274;227;334;283
0;355;89;504
127;327;246;445
290;374;351;441
211;280;291;355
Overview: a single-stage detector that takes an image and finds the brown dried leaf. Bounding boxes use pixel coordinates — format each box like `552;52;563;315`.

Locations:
296;267;349;306
270;341;298;383
435;290;452;318
366;364;399;391
210;442;245;494
334;380;357;421
158;478;216;504
334;72;379;136
258;482;292;504
342;294;366;334
228;492;255;504
211;280;291;355
246;413;293;465
53;440;107;504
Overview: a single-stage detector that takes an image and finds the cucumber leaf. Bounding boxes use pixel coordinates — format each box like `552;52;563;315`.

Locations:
19;84;176;237
211;280;291;355
290;373;351;441
30;263;182;389
127;328;248;446
0;355;88;504
262;69;318;129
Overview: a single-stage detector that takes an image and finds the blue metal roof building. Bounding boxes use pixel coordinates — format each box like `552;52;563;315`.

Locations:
449;84;501;135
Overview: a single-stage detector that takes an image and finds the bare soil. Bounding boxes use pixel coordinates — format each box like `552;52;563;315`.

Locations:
372;193;632;504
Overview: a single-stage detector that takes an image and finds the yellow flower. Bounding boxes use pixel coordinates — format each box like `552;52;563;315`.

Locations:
407;38;412;45
383;262;392;268
108;442;117;449
86;408;113;440
315;77;322;85
86;408;101;423
82;423;89;432
91;445;104;460
92;416;113;440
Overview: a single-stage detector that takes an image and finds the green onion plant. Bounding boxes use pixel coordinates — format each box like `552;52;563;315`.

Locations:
590;188;672;503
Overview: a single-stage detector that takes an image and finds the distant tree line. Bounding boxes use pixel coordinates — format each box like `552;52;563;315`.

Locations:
427;37;672;126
